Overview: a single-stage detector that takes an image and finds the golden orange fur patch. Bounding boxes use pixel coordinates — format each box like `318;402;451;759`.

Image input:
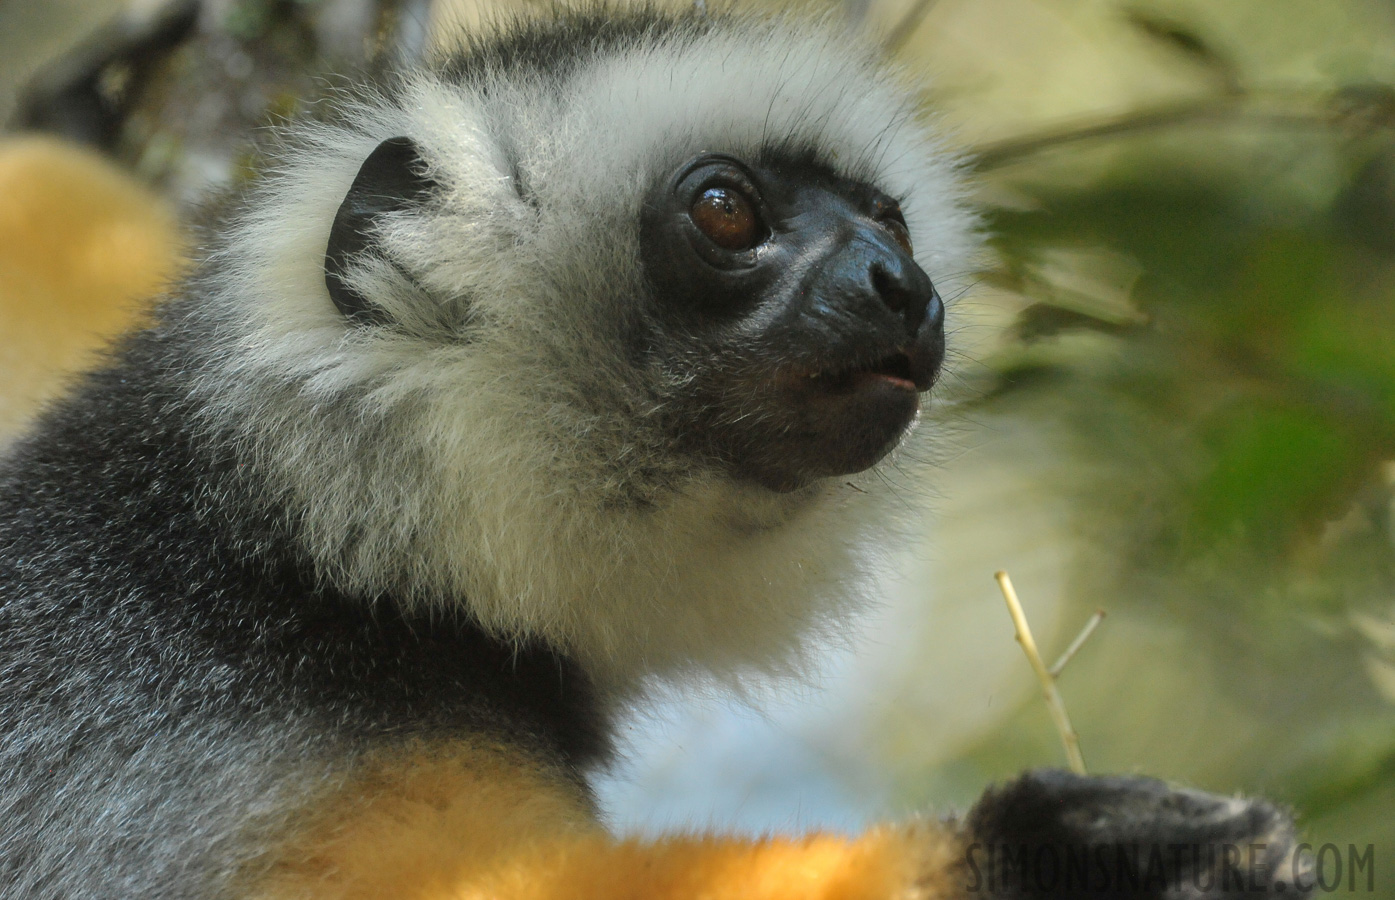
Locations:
244;740;966;900
246;741;599;900
0;135;185;439
454;824;967;900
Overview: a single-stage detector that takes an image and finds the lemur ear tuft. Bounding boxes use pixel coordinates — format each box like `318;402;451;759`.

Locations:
324;136;436;325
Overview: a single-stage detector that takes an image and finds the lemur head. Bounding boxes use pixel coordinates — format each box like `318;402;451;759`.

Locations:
198;9;979;686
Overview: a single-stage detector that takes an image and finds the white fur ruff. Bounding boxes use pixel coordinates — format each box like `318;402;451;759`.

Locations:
190;11;980;689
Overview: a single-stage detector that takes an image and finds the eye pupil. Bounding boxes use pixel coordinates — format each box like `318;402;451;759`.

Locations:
691;187;758;251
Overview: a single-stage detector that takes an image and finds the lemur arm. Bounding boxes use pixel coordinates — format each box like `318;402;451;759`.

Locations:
246;743;1306;900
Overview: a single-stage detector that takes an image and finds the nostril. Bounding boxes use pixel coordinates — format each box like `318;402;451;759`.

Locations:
871;259;933;333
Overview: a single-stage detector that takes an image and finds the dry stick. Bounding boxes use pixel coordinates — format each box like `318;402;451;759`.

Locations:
994;571;1086;774
1049;609;1107;678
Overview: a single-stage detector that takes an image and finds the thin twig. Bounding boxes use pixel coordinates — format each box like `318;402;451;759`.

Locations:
995;571;1086;774
972;91;1348;171
1049;609;1107;678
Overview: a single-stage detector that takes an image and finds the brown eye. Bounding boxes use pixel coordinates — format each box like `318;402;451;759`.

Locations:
691;187;759;251
882;214;914;257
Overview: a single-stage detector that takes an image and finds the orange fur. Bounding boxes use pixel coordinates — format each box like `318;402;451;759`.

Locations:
247;742;600;899
247;742;966;900
0;135;185;439
455;825;966;900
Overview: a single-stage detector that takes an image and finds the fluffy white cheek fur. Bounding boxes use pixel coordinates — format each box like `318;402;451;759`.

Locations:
417;392;898;685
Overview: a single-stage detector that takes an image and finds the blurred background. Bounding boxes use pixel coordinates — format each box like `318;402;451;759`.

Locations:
1;0;1391;875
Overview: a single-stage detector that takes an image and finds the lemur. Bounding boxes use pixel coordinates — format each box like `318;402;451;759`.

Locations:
0;6;1309;898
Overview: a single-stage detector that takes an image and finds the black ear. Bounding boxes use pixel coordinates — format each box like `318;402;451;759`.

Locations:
324;136;437;325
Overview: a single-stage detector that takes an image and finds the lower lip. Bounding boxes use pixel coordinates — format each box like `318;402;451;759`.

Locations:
851;370;918;392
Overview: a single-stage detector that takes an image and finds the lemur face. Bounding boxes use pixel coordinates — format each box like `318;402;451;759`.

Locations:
640;152;946;492
304;18;978;502
322;135;952;496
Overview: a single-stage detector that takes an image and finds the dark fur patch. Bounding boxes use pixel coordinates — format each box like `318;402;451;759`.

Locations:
434;7;715;87
0;304;610;893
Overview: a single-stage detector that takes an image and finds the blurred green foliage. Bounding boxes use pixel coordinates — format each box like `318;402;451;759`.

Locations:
943;6;1395;856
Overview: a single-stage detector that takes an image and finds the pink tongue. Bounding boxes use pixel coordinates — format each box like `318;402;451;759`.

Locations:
852;370;916;392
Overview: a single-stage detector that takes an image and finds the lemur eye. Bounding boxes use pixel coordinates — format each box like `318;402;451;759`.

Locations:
881;211;913;257
691;187;759;251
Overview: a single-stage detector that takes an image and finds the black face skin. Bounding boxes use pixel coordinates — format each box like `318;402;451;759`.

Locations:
641;152;945;492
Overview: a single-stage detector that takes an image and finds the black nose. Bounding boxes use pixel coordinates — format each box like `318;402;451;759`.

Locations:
869;249;942;337
815;221;946;343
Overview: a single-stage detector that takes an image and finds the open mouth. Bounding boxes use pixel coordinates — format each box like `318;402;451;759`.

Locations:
801;351;930;395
